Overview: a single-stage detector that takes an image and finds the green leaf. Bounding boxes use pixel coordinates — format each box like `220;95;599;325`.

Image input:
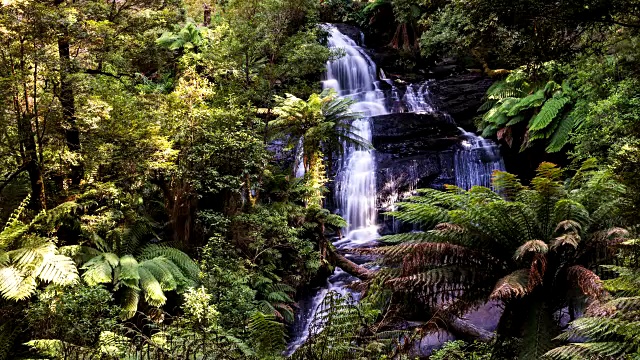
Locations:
529;96;570;131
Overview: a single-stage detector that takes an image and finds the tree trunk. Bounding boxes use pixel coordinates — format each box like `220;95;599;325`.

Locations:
327;245;373;280
17;113;46;210
56;0;83;185
203;4;211;27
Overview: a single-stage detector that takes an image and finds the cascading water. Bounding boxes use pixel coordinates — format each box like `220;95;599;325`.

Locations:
325;24;386;246
454;128;505;189
288;24;505;356
287;24;385;355
403;83;434;113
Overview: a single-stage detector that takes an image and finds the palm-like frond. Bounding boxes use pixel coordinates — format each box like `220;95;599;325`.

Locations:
80;246;198;318
270;89;371;175
490;269;531;300
377;162;628;351
249;312;286;354
479;70;576;152
546;264;640;359
0;198;79;301
566;265;604;299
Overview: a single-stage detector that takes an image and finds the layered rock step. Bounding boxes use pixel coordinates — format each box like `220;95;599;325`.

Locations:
371;112;462;234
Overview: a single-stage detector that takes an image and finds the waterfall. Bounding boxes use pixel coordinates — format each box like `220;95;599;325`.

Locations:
454;128;505;189
403;83;434;113
325;24;386;244
287;24;505;356
286;24;384;355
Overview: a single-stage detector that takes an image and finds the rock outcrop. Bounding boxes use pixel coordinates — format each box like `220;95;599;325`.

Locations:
371;112;462;234
427;74;493;131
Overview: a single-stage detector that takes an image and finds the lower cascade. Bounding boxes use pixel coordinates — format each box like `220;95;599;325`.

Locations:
455;128;506;190
287;24;505;355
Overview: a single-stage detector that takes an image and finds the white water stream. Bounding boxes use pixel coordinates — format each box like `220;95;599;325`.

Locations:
287;25;505;355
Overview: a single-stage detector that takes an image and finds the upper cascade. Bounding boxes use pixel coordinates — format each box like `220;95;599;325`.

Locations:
325;24;385;240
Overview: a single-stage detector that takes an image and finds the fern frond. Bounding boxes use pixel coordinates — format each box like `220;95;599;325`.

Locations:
139;244;199;280
546;112;574;152
120;286;140;319
528;96;570;131
34;253;78;285
140;259;178;291
249;312;286;354
550;233;581;250
0;265;37;301
514;240;548;260
507;89;546;116
138;266;166;307
566;265;604;299
116;255;140;288
490;269;530;300
82;254;116;286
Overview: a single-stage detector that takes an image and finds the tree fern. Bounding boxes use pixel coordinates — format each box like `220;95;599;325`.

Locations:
0;197;79;301
546;264;640;359
291;291;372;359
249;311;287;355
478;68;576;152
520;299;556;360
373;163;628;354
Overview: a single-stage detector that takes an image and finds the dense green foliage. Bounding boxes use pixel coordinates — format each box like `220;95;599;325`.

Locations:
372;163;628;359
2;0;640;359
0;0;341;358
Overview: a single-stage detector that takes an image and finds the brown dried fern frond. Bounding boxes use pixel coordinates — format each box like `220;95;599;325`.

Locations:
514;240;548;261
490;269;530;300
567;265;605;300
554;219;582;234
550;232;581;250
401;243;493;277
528;253;547;290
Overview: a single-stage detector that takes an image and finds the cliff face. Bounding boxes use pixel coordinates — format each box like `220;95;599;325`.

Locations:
371;113;460;234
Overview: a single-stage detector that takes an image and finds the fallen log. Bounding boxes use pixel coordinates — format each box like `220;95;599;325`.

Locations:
441;312;495;342
327;246;373;280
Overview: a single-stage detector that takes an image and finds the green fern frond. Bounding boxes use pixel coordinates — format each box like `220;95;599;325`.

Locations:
120;286;140;319
34;253;78;285
82;254;116;286
529;96;570;131
249;312;286;354
546;112;574;152
139;244;199;280
140;259;178;291
116;255;140;284
138;266;166;307
507;88;546;116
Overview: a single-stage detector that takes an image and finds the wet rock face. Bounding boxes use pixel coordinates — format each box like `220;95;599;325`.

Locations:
372;113;460;156
371;112;461;233
332;23;364;46
428;74;493;131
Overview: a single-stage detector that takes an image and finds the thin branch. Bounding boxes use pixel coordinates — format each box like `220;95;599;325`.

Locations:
82;68;133;79
0;164;28;193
